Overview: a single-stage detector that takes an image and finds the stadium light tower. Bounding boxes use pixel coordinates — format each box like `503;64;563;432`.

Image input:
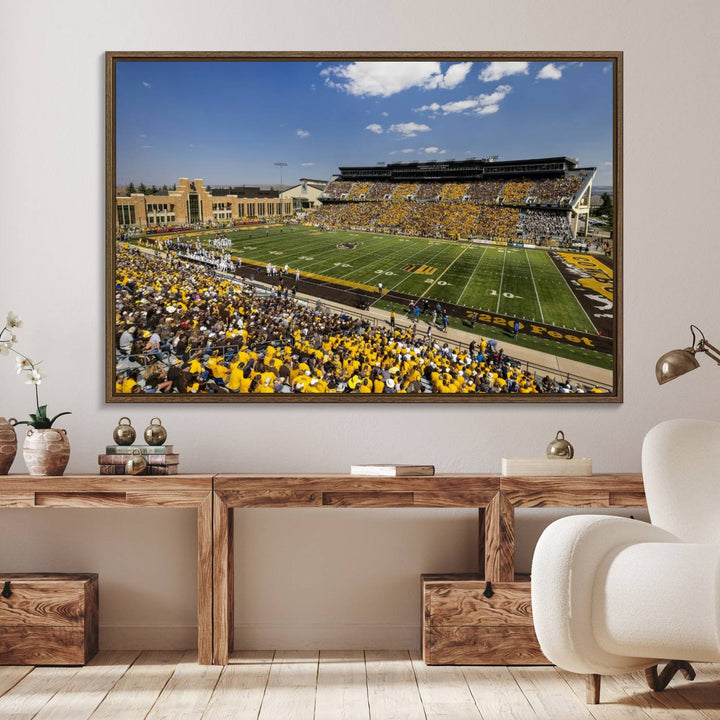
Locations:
274;162;288;188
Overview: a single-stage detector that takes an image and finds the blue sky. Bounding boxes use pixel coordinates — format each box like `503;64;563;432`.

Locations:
116;59;614;188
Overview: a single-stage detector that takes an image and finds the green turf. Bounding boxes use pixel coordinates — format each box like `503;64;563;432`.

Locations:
199;225;598;334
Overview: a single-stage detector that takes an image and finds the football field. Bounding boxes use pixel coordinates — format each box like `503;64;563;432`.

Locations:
204;225;599;334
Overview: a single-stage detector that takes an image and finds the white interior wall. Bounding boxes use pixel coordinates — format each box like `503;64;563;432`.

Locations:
1;0;718;649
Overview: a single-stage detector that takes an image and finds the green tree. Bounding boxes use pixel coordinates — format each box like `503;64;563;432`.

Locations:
150;185;158;195
161;184;169;192
126;182;136;195
599;193;613;225
138;182;148;195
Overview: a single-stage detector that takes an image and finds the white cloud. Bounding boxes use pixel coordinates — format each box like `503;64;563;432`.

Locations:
439;62;473;89
414;102;441;113
389;122;431;138
537;63;564;80
479;62;529;82
321;61;472;98
424;147;446;154
296;129;310;138
365;123;383;134
413;85;512;117
389;148;416;155
603;161;612;166
301;162;315;167
436;99;478;114
142;81;151;88
381;111;389;117
478;85;512;106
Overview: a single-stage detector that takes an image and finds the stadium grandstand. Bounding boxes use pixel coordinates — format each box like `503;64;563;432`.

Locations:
310;156;594;244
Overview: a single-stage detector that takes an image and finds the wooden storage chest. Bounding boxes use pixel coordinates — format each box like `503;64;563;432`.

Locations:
0;573;98;665
422;573;548;665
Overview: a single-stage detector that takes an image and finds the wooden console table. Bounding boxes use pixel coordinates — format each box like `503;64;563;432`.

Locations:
0;475;214;665
1;473;647;666
212;473;645;665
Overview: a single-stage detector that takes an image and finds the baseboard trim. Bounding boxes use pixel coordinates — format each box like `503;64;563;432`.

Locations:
99;623;421;650
100;625;198;650
233;623;421;650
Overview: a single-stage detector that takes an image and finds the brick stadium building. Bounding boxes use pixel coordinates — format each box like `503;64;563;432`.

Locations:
116;177;293;229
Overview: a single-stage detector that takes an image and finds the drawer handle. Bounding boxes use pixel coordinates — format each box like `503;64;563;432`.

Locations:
483;581;494;599
1;581;10;599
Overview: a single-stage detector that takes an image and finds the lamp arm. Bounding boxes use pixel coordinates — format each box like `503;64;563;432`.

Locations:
698;339;720;365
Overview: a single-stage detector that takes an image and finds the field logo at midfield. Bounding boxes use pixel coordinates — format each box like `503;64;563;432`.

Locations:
337;241;361;250
403;264;437;275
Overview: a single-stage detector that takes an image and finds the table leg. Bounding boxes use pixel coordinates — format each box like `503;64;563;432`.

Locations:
197;493;213;665
213;492;234;665
478;507;486;577
483;492;515;582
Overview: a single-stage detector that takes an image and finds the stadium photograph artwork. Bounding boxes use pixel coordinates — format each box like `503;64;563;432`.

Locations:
106;52;622;402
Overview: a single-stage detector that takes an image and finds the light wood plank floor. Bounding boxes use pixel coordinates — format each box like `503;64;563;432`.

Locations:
0;651;717;720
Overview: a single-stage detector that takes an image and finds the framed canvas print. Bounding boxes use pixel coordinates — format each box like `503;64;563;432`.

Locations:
106;51;622;403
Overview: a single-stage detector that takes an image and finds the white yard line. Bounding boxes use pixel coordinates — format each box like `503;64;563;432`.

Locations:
387;242;464;294
495;246;507;314
457;247;488;306
525;249;545;323
550;254;598;333
420;245;470;299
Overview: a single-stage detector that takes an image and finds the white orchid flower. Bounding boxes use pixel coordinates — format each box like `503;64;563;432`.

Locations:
0;341;10;356
16;356;33;373
6;312;23;329
25;368;46;385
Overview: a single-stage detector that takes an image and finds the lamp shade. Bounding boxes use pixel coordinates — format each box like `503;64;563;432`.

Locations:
655;348;700;385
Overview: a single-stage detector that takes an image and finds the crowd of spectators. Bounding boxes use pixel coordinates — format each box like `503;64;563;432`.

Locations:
391;183;419;200
313;177;586;241
440;183;469;201
519;210;573;241
115;245;600;395
365;182;395;200
526;174;584;207
414;182;443;200
323;180;353;198
464;181;504;203
347;182;373;199
310;200;523;240
499;180;535;204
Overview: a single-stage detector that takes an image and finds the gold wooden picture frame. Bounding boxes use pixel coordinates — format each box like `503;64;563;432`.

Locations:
106;51;622;403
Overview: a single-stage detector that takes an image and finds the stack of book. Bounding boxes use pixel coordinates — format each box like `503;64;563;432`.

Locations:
98;445;180;475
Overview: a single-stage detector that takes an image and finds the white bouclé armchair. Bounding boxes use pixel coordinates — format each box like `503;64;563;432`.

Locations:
531;418;720;703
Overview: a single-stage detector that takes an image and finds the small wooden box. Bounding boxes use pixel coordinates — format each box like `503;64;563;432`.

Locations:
422;573;548;665
0;573;98;665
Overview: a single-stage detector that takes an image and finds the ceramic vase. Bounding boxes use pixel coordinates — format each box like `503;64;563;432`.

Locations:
0;417;18;475
22;428;70;476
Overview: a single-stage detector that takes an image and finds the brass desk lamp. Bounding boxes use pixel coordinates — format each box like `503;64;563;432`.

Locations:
656;325;720;384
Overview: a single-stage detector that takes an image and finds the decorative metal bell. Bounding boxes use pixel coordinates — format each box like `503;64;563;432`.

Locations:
144;417;167;446
113;417;136;446
546;430;574;459
125;448;147;475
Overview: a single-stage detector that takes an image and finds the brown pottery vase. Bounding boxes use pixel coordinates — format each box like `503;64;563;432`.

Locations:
22;428;70;476
0;417;18;475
